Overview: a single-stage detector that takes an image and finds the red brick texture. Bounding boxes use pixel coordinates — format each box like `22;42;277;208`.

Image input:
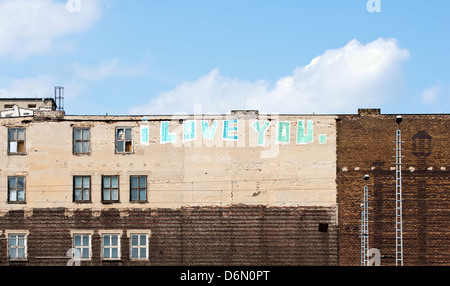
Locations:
337;113;450;266
0;206;337;266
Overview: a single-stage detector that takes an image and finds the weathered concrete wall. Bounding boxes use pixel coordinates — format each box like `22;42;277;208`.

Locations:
0;113;337;210
337;112;450;266
0;112;337;266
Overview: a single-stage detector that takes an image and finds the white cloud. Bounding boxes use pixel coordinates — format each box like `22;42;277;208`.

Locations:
128;38;410;115
0;58;148;103
0;73;88;101
421;80;442;105
0;74;58;98
0;0;102;59
72;59;148;81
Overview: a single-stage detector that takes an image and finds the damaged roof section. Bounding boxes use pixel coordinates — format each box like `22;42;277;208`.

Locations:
0;98;57;118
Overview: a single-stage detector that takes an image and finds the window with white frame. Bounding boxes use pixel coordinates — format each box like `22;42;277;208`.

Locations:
102;233;121;260
8;233;27;260
73;234;92;260
129;234;149;260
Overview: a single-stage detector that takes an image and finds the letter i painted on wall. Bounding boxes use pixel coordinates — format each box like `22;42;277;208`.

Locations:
251;121;271;146
160;121;176;144
201;120;218;139
183;120;196;141
140;125;149;145
297;120;313;144
223;120;238;141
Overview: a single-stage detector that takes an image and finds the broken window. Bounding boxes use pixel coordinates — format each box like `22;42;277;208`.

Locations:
8;128;26;154
102;234;121;260
8;234;27;260
130;176;147;202
115;127;133;153
73;128;91;155
8;176;26;203
73;176;91;203
102;175;120;203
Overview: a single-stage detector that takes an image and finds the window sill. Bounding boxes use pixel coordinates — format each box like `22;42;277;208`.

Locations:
102;201;121;205
102;259;122;262
8;259;29;263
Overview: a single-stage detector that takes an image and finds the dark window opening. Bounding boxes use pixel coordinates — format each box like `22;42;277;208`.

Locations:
318;223;329;232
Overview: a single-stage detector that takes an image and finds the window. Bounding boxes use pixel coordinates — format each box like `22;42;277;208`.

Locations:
8;176;26;203
8;234;27;260
129;234;149;260
73;176;91;203
130;176;147;202
73;234;92;260
8;128;26;154
102;234;121;260
27;104;37;109
73;128;91;155
115;127;133;154
102;176;120;203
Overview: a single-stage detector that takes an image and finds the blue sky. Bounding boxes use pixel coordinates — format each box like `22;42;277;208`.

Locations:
0;0;449;115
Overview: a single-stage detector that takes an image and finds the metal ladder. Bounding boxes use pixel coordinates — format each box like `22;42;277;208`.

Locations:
395;129;404;266
361;177;369;266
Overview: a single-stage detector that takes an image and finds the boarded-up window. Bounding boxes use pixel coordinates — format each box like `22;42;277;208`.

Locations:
8;128;25;154
116;127;133;154
73;128;91;154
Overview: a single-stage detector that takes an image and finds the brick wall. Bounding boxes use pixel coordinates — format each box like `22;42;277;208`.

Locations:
337;113;450;266
0;206;337;266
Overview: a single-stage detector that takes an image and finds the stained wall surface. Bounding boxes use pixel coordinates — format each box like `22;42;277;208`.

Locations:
0;111;338;265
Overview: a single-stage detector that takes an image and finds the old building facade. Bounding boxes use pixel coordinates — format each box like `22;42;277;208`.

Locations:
0;99;448;266
0;103;338;266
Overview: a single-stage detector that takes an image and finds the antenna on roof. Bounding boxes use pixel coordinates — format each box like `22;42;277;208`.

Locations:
54;86;64;111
